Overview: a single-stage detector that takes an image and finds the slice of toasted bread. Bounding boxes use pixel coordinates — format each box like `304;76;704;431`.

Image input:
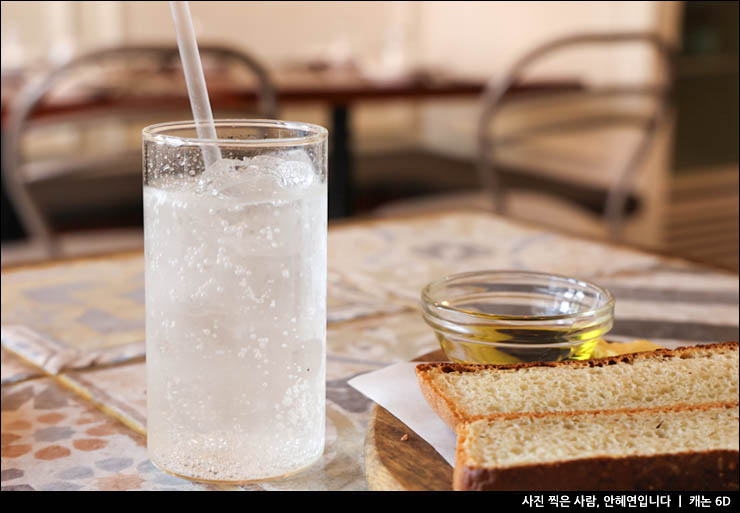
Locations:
416;342;739;429
453;403;740;491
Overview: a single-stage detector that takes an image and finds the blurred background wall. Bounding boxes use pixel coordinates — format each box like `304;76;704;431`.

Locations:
1;1;674;153
1;1;737;271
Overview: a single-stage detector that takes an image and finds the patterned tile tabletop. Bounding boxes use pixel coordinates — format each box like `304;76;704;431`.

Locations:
2;211;738;491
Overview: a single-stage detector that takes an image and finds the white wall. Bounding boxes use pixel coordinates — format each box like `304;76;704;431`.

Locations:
1;1;681;246
0;1;404;65
415;1;665;158
121;1;421;152
122;1;403;64
1;1;124;67
1;1;74;68
1;1;422;151
2;2;674;155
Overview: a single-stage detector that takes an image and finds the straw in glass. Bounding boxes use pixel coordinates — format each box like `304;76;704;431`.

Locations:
169;0;222;168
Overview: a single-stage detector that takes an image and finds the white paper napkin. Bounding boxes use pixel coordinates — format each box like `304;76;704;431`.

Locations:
348;361;457;465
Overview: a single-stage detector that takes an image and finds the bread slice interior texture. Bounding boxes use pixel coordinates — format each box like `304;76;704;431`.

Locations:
417;343;739;426
458;404;740;470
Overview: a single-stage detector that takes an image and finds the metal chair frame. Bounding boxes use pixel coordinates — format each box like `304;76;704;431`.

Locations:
477;32;675;239
2;44;278;257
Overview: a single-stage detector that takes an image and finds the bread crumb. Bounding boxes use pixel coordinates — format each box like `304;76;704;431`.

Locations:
400;434;409;441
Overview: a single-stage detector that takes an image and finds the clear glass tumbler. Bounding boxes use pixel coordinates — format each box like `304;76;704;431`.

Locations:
143;120;327;482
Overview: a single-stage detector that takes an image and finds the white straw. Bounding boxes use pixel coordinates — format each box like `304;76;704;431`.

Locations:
169;1;221;167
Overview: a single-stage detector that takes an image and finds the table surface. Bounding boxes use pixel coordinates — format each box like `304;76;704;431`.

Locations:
2;210;738;491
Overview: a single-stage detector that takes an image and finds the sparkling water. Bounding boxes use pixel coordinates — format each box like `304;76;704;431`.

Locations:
144;155;326;481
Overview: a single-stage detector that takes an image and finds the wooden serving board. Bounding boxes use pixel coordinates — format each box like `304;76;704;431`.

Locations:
363;349;453;491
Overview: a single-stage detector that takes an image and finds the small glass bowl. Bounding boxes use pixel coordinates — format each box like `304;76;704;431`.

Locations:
421;270;615;364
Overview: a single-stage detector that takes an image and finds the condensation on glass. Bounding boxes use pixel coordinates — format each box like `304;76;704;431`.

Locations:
143;120;328;482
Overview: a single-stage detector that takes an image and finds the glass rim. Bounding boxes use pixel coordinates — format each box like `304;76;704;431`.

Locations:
142;119;328;147
421;270;615;323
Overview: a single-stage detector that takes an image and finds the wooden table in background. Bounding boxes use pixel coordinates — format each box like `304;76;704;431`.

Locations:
1;67;581;218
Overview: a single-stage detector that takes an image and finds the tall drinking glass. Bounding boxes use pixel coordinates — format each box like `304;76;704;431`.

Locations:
143;120;328;482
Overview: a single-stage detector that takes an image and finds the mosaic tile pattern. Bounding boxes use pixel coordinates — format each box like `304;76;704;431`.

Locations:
59;364;147;435
1;324;144;376
1;257;409;374
328;213;667;303
1;379;218;491
1;257;146;353
2;210;738;491
328;311;438;365
1;347;43;386
327;268;410;323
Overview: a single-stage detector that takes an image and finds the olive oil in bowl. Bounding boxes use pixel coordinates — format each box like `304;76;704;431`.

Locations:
422;271;615;365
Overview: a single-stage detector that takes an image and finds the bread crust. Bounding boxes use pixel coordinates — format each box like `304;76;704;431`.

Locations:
416;365;466;429
416;341;739;427
454;450;740;491
417;341;739;376
453;403;740;491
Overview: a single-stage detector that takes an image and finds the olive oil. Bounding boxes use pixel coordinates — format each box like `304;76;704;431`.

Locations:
421;270;615;365
430;321;608;364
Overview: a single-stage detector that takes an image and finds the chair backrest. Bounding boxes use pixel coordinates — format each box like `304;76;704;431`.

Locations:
477;32;674;239
1;44;278;257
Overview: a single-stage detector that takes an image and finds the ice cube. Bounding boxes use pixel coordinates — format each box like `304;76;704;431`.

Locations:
247;153;315;189
273;160;315;188
172;151;317;200
195;158;244;195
